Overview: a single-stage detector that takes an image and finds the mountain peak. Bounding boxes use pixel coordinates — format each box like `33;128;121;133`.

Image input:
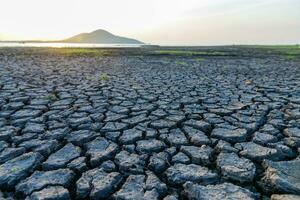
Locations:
63;29;143;44
92;29;109;33
90;29;112;35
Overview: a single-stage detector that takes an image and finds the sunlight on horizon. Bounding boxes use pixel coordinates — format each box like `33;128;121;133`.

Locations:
0;0;299;45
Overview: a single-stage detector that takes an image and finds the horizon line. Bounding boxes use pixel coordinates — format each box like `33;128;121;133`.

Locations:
0;40;299;47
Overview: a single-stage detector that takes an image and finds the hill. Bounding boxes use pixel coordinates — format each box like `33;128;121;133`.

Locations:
62;29;143;44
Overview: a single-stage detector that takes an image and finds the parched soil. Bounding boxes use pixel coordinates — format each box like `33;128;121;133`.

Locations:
0;46;299;200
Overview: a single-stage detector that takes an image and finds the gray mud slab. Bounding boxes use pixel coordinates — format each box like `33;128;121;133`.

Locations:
183;182;258;200
259;159;300;194
216;152;256;183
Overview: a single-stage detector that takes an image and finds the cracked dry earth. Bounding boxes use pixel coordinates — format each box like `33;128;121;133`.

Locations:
0;47;300;200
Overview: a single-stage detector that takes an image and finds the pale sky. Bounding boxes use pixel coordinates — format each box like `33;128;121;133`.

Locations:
0;0;299;45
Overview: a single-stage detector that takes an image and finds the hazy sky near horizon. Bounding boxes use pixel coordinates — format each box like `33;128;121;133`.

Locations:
0;0;299;45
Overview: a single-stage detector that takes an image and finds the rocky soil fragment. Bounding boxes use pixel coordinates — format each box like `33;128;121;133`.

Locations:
26;186;71;200
85;137;118;167
217;152;256;183
16;169;75;195
0;152;43;189
183;182;258;200
165;163;218;185
260;159;300;194
42;143;80;170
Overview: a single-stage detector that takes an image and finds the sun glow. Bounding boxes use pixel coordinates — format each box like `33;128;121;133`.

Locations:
0;0;299;45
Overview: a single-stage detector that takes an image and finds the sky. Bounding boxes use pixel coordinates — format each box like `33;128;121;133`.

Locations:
0;0;299;45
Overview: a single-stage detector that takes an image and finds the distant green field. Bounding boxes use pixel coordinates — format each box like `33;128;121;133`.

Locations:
250;45;300;59
4;45;297;60
153;45;300;60
153;50;227;56
50;48;110;56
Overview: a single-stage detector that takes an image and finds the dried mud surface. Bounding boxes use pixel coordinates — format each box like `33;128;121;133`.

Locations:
0;47;299;200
